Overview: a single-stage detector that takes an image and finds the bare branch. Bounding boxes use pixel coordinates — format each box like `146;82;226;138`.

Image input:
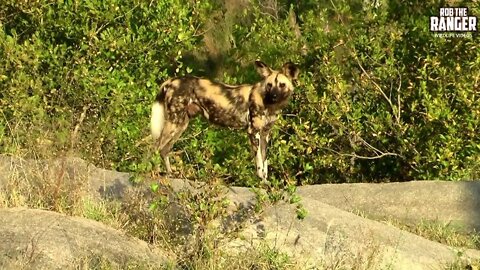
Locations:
397;70;402;122
258;0;280;20
70;104;90;149
357;135;383;155
322;146;401;160
352;49;400;124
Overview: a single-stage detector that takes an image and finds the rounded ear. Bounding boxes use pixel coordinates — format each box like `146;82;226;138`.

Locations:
282;62;300;81
255;60;272;78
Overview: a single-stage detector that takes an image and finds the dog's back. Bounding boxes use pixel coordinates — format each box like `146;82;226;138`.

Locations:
158;76;253;129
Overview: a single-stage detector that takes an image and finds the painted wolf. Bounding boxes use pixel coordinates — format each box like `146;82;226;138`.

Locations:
151;60;299;182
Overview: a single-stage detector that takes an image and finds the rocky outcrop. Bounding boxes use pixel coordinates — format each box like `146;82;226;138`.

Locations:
0;208;170;269
0;155;479;269
296;181;480;232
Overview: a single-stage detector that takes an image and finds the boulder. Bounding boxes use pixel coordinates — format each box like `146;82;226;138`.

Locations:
1;155;479;269
0;208;170;269
231;197;480;270
296;181;480;232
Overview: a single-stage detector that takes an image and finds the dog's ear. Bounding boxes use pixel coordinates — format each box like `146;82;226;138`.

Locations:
282;62;300;81
255;60;272;78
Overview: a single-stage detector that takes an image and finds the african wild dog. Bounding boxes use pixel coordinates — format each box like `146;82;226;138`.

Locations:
150;61;299;182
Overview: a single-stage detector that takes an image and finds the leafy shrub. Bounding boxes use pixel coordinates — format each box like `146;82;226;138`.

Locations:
1;0;479;185
1;0;202;164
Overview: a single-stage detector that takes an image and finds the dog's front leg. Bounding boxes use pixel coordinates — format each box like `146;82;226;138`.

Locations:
249;128;269;182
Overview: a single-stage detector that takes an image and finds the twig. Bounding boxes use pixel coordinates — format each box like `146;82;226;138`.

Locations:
70;104;89;149
135;134;152;147
357;135;383;155
177;130;204;142
352;49;400;125
0;110;20;150
258;0;280;20
192;24;214;37
396;70;402;122
322;146;400;160
279;128;402;160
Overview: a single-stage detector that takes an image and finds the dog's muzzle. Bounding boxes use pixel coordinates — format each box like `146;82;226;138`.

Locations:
264;91;277;104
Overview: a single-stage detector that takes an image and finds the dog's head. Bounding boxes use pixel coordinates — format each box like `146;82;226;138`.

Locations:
255;60;300;106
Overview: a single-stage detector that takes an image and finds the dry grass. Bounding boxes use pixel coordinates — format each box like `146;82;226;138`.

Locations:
71;244;295;270
384;219;480;250
405;221;480;250
0;156;88;214
0;154;300;270
1;155;479;270
351;209;480;251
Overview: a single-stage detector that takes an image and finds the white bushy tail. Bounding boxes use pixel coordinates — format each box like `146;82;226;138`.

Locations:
151;101;165;140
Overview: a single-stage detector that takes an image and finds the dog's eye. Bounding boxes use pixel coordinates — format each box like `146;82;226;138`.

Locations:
266;83;272;90
279;83;286;88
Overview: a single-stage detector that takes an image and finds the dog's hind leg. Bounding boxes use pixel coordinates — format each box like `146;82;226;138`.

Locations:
156;114;190;174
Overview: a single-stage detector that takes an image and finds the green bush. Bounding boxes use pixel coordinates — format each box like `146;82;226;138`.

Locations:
1;0;479;185
0;0;201;166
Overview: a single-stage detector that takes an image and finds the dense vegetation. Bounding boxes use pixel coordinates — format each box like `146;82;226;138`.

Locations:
1;0;479;186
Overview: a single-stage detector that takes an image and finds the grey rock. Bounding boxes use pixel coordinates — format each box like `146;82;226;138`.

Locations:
232;197;480;270
296;181;480;232
1;155;479;269
0;208;170;269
